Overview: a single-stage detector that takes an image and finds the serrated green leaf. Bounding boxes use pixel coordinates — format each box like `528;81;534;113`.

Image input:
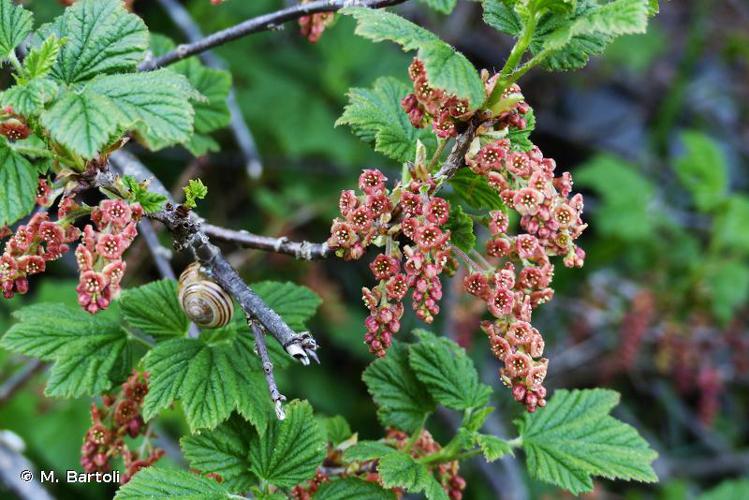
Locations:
0;139;36;226
114;467;230;500
318;415;353;445
449;169;504;211
122;176;168;214
1;78;59;116
315;478;396;500
444;204;476;253
38;0;148;84
10;135;52;160
249;400;326;488
714;196;749;255
418;0;457;15
142;338;203;422
363;342;436;433
40;87;124;159
174;59;231;134
674;131;727;212
180;416;254;493
699;478;749;500
0;0;32;59
22;35;64;81
474;433;512;461
482;0;523;37
252;281;322;332
337;77;435;163
341;8;484;107
705;259;749;324
508;107;536;151
519;388;658;495
343;440;397;462
1;303;126;398
463;406;494;432
378;451;447;499
409;331;491;410
88;70;198;151
120;280;189;340
185;132;220;157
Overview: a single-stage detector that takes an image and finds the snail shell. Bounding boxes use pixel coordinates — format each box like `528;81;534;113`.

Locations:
178;263;234;329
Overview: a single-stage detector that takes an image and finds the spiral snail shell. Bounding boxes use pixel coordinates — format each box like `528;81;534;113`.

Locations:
178;263;234;329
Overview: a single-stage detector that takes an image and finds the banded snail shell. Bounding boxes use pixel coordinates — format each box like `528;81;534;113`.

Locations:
178;263;234;329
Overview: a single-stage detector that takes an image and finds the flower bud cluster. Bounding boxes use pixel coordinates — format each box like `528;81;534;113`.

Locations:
75;199;143;314
299;1;334;43
81;371;163;482
386;428;466;500
401;59;473;139
0;211;78;298
0;107;31;142
291;470;329;500
328;169;453;356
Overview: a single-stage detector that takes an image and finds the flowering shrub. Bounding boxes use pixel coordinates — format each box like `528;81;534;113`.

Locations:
0;0;666;498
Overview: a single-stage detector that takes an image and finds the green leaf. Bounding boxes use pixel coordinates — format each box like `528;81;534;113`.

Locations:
449;169;504;211
705;259;749;324
444;204;476;253
122;175;168;213
114;467;230;500
120;280;189;340
88;70;198;151
249;400;326;488
142;333;274;432
183;178;208;209
1;78;59;116
318;415;353;445
363;342;436;433
0;139;36;226
315;478;396;500
418;0;457;15
185;132;221;157
0;0;32;59
474;433;512;461
507;107;536;151
674;131;727;212
408;330;491;410
175;59;231;134
21;35;64;81
482;0;523;37
180;416;254;493
343;440;397;462
1;304;127;398
519;388;658;494
699;478;749;500
378;451;447;500
40;87;124;159
532;0;651;71
714;196;749;255
38;0;148;84
337;77;435;163
252;281;322;332
463;406;494;432
341;8;485;107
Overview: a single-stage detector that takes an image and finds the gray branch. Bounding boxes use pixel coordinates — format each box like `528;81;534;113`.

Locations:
249;318;287;420
138;0;409;70
0;360;45;407
155;0;263;178
203;223;329;260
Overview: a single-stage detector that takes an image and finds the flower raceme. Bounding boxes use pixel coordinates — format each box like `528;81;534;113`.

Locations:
330;58;587;411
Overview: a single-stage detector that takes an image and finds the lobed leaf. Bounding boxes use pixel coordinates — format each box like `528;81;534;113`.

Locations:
0;78;58;116
315;478;396;500
317;415;353;445
0;139;37;226
444;204;476;253
448;169;504;211
120;280;189;340
0;0;32;60
378;451;448;500
519;389;658;494
21;35;65;81
252;281;322;332
674;131;728;212
114;467;230;500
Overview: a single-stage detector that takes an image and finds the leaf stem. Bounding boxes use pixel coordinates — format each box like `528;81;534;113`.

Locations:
428;139;448;172
488;8;540;106
507;436;523;448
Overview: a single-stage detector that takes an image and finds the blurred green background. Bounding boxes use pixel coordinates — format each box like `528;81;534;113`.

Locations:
1;0;748;498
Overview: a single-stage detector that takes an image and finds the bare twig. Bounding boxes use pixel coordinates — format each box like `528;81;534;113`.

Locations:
203;223;329;260
139;0;409;70
248;318;287;420
155;0;263;178
0;437;53;500
433;119;480;183
0;360;45;407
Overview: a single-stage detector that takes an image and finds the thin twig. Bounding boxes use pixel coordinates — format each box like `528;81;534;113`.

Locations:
248;318;287;420
203;223;329;260
155;0;263;178
139;0;409;70
0;360;45;407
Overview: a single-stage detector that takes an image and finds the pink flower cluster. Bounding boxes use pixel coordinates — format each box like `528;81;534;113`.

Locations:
0;210;78;298
401;58;473;139
327;169;453;356
75;199;142;314
298;1;334;43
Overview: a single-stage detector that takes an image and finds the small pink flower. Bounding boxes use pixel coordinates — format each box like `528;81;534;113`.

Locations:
526;359;548;388
96;234;126;260
506;152;531;178
553;172;573;197
39;221;64;246
528;171;554;198
507;321;533;346
370;254;400;281
505;352;531;378
488;287;514;317
358;169;386;195
486;171;509;192
489;333;512;360
76;271;111;314
103;260;126;286
553;204;575;228
528;333;545;358
425;197;449;225
414;224;445;250
75;245;94;271
348;206;372;231
488;211;509;235
17;255;45;275
401;217;419;240
328;221;356;249
98;199;132;229
486;237;512;258
464;273;490;299
513;188;542;216
339;190;358;216
516;234;539;259
400;191;423;217
365;193;391;217
493;267;516;289
0;255;17;281
386;274;409;300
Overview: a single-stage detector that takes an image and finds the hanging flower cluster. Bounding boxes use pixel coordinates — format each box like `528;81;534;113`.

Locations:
387;428;466;500
81;371;164;483
401;59;473;139
327;169;453;356
298;1;335;43
0;210;78;298
75;199;143;314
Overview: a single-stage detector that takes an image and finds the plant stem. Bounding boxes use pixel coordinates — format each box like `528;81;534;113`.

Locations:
488;8;539;106
428;139;448;171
